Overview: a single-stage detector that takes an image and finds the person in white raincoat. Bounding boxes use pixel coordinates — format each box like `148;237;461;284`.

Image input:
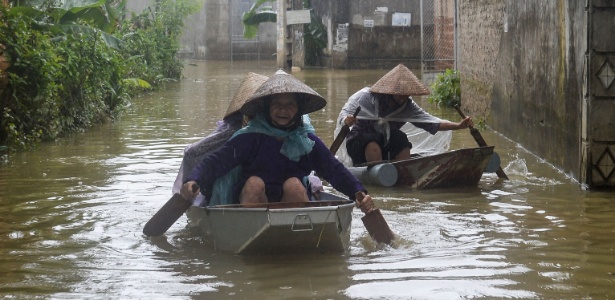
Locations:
337;64;473;166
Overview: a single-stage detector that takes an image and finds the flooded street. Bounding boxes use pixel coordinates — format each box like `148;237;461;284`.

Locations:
1;60;614;299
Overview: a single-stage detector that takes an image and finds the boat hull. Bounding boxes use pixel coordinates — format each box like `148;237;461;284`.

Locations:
186;194;355;255
393;146;494;189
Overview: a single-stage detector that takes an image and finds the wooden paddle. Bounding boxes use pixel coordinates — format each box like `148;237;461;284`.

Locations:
454;105;509;180
330;106;360;154
330;106;395;245
355;192;395;244
143;184;198;236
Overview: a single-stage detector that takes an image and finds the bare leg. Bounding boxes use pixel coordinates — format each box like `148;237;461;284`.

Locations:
280;177;309;203
394;147;411;161
364;141;383;162
240;176;267;204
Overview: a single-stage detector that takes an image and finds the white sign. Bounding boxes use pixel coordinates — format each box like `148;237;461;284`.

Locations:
364;19;374;28
392;13;411;27
337;23;348;42
286;10;311;25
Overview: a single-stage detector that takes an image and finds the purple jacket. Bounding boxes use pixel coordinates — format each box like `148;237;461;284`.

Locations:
187;132;365;200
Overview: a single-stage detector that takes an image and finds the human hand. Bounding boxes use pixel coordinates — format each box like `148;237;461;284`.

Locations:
180;181;200;201
355;191;375;213
344;115;356;127
459;116;474;129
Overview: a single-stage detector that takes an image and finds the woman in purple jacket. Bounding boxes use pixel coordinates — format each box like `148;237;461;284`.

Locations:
180;70;374;212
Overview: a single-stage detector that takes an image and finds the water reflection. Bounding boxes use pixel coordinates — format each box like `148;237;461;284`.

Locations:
0;60;614;299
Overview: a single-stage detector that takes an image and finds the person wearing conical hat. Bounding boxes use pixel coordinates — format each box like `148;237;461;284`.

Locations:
181;70;374;212
172;72;268;199
337;64;473;165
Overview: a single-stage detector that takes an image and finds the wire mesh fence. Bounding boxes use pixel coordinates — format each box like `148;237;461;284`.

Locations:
178;0;458;74
421;0;458;79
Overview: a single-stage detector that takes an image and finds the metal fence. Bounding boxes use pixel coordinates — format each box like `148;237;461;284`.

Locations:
420;0;458;77
186;0;458;70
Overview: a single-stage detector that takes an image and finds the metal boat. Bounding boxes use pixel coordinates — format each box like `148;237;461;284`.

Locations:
186;193;355;255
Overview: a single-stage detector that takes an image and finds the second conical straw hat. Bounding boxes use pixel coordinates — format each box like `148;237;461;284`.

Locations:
370;64;431;96
223;72;269;119
240;70;327;117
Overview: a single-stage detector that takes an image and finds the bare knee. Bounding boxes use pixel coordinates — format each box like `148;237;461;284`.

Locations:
240;176;267;204
395;147;411;161
365;141;382;162
281;177;308;202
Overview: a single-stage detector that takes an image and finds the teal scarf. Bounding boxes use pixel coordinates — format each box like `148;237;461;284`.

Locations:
233;113;316;161
208;114;315;206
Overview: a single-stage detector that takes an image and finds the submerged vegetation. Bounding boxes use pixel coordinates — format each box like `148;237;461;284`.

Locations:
0;0;201;154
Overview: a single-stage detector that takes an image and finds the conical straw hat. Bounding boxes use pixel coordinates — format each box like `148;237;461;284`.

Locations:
223;72;269;120
370;64;430;96
240;70;327;117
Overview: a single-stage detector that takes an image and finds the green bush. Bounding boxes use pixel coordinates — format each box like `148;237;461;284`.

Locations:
0;10;131;150
0;0;201;152
54;32;128;131
427;69;460;107
1;13;63;149
120;0;201;83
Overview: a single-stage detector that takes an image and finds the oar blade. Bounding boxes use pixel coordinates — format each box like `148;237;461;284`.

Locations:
454;105;508;180
361;209;395;245
484;152;501;173
143;193;193;236
329;126;349;154
330;106;361;154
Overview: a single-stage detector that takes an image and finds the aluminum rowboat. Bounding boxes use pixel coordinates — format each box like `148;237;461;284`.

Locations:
186;193;354;255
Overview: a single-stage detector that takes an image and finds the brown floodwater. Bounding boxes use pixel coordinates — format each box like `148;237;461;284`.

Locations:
1;60;614;299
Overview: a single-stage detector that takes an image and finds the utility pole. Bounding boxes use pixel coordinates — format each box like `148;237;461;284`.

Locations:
276;0;287;68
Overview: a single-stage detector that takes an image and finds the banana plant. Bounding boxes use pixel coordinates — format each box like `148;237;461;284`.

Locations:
241;0;276;39
7;0;126;49
241;0;327;64
241;0;326;45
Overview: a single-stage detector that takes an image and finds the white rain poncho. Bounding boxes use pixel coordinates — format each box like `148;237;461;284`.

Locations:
334;87;452;166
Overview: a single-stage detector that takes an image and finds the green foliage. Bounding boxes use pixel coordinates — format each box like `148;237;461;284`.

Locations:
1;13;63;148
53;33;128;130
241;0;275;39
0;0;201;152
303;0;327;66
119;0;201;82
427;69;461;107
8;0;126;49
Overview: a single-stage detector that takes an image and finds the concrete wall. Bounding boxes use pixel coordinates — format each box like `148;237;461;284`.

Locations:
348;0;427;69
346;25;423;69
313;0;429;69
458;1;587;183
